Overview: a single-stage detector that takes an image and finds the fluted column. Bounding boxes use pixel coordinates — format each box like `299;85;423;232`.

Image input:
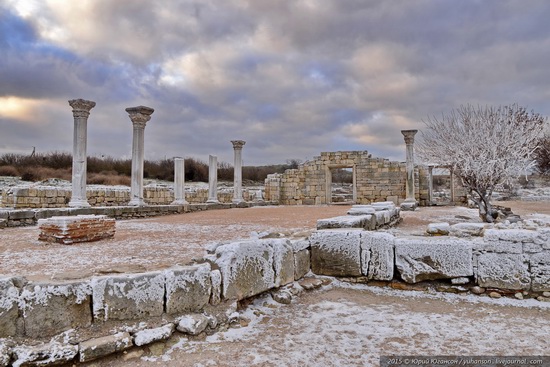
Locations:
68;99;96;208
231;140;246;204
206;155;219;203
172;157;188;205
401;129;418;210
126;106;154;206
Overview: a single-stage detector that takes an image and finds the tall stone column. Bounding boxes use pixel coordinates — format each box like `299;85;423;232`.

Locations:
207;155;219;203
126;106;154;206
68;99;96;208
172;157;188;205
401;129;418;211
231;140;246;204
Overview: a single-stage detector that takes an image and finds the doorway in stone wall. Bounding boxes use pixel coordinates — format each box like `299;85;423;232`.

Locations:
431;167;453;205
327;166;356;204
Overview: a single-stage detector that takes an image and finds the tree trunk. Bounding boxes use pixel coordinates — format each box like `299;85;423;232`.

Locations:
471;189;495;223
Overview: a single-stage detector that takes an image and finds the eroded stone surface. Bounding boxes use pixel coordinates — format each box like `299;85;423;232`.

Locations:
361;232;395;281
476;253;531;290
176;314;209;335
79;332;132;362
11;341;78;366
294;249;311;280
317;215;371;230
395;238;473;283
270;239;295;287
0;277;20;338
134;323;175;347
164;264;212;315
210;270;222;306
310;230;362;277
426;222;450;236
530;251;550;292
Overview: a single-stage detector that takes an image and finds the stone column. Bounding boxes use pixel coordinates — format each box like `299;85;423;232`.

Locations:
126;106;154;206
207;155;219;203
172;157;188;205
231;140;246;204
68;99;96;208
428;165;434;206
401;129;418;211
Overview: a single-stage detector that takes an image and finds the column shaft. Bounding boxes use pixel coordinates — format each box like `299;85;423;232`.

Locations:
172;157;188;205
231;140;246;204
401;129;418;210
207;155;219;203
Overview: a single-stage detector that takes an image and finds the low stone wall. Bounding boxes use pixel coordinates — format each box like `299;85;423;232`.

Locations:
317;202;401;230
0;185;259;209
38;215;116;244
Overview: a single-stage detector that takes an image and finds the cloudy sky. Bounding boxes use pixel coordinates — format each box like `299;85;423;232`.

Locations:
1;0;550;165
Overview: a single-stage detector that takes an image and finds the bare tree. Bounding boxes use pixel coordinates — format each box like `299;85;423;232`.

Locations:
534;133;550;175
418;104;546;222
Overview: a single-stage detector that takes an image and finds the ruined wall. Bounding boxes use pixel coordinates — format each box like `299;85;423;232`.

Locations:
265;151;430;205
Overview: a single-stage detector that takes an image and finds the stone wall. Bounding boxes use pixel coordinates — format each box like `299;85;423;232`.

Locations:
264;151;431;206
0;185;258;209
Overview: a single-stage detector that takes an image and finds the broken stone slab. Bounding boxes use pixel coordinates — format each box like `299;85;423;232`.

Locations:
213;240;275;300
316;215;371;230
450;223;486;237
92;272;165;321
298;277;323;290
176;314;209;335
530;251;550;292
271;289;292;304
79;332;132;363
360;232;395;281
269;239;295;287
0;340;11;367
372;201;396;211
310;230;362;277
0;277;20;338
400;201;417;211
164;264;212;315
347;205;375;215
20;280;92;338
290;239;310;252
476;253;531;290
210;270;222;306
395;238;473;283
294;249;311;280
133;323;175;347
11;341;78;367
426;222;450;236
473;238;523;254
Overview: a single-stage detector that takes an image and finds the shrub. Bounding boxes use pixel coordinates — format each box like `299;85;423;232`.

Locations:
0;165;20;177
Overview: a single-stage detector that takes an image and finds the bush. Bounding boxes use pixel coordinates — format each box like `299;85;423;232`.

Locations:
0;165;20;177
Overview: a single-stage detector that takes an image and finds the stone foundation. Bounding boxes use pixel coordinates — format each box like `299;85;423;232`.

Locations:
38;215;115;244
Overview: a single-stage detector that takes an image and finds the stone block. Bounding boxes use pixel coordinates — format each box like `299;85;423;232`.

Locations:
294;249;311;280
450;223;486;237
79;332;132;362
426;222;450;236
20;281;92;338
395;238;473;283
134;323;175;346
176;314;209;335
474;239;522;254
477;253;530;290
11;341;78;366
38;215;116;244
0;340;9;367
164;264;212;315
310;230;362;277
347;205;375;215
530;251;550;292
270;239;295;287
316;215;371;230
214;240;275;300
92;272;165;321
484;229;541;243
210;270;222;305
361;232;395;281
8;210;35;220
0;277;20;338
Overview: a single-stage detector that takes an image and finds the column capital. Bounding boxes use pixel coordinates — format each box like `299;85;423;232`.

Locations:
69;99;96;119
231;140;246;150
401;129;418;145
126;106;154;128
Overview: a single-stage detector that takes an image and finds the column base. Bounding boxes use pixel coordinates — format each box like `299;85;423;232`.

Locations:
400;199;418;211
206;199;220;204
128;198;147;206
171;199;189;205
232;198;244;204
68;199;91;208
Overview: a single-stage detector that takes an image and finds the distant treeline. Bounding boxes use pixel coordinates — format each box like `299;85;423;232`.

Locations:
0;152;302;185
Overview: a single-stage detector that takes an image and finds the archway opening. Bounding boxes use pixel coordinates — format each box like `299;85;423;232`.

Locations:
328;166;355;204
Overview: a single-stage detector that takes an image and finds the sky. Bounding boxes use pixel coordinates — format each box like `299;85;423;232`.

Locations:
1;0;550;166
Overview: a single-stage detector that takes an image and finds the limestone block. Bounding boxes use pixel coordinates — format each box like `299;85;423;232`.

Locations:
164;264;212;315
426;222;450;236
0;340;9;367
317;215;371;230
310;230;362;276
38;215;116;244
214;240;275;300
450;223;486;237
347;205;375;215
361;232;395;281
270;239;295;287
484;229;541;244
134;323;175;346
395;238;473;283
176;314;209;335
294;249;311;280
20;281;92;338
92;272;165;321
0;277;20;338
476;253;530;290
79;332;132;362
210;270;222;305
473;239;522;254
530;251;550;292
11;341;78;367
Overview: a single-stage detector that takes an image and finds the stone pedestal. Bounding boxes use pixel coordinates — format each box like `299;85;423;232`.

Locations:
68;99;96;208
206;155;219;203
401;129;418;211
126;106;154;206
172;157;188;205
231;140;246;204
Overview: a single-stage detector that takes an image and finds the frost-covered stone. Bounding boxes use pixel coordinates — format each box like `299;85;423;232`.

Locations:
291;239;310;252
271;289;292;304
210;270;222;305
133;323;175;346
347;205;375;215
484;229;541;243
476;253;531;290
0;340;11;367
426;222;450;236
214;240;275;300
317;215;371;230
11;341;78;367
530;251;550;292
176;314;209;335
360;232;395;281
395;238;473;283
473;239;522;254
310;230;362;276
20;281;92;338
79;332;132;362
294;249;311;280
0;277;20;338
164;264;212;315
450;223;486;237
270;239;295;287
92;272;165;321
